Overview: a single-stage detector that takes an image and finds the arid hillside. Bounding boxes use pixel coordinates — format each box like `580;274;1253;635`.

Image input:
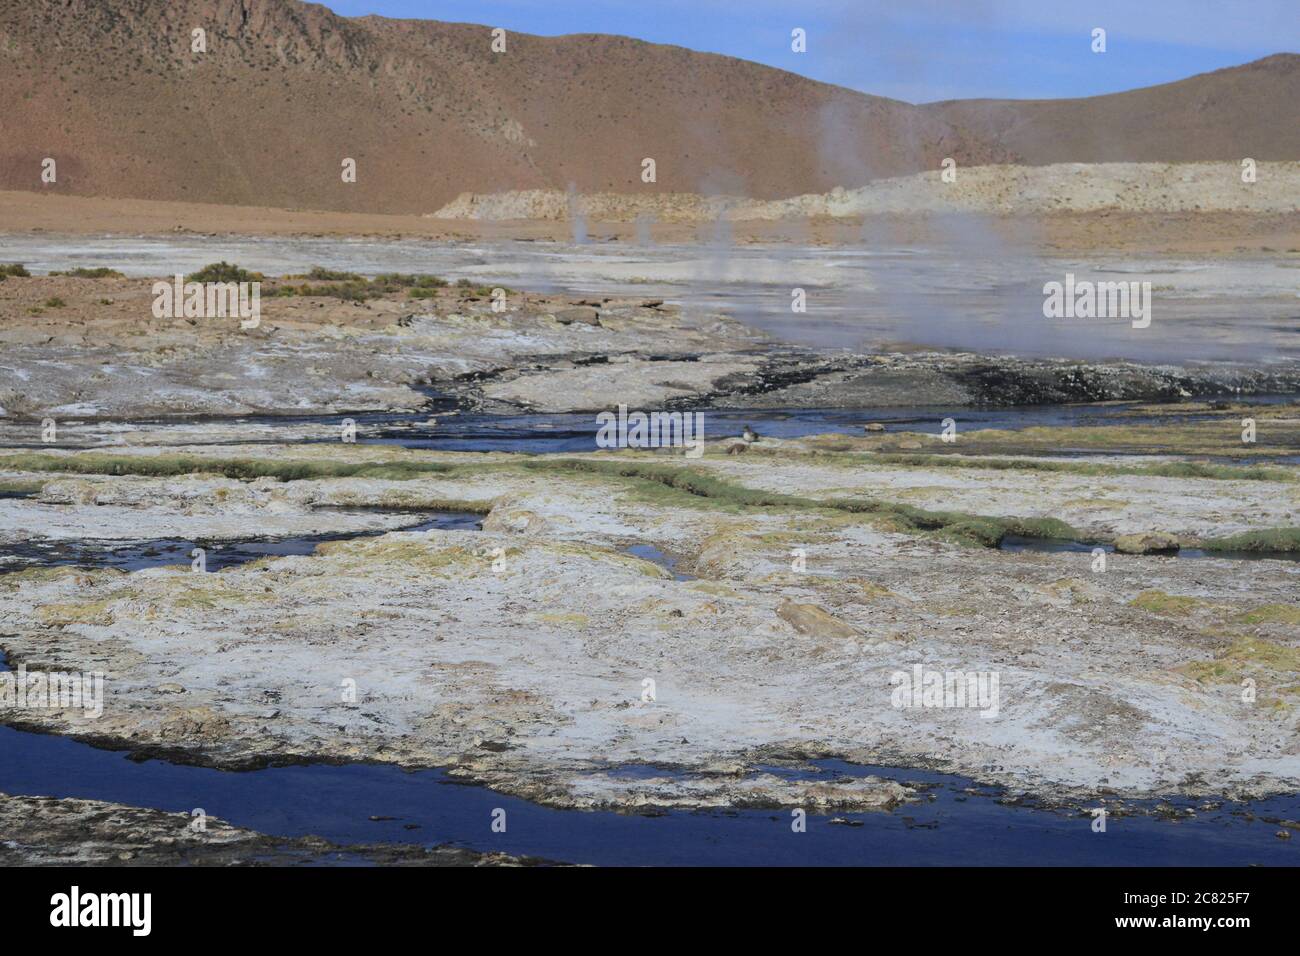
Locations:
0;0;1004;213
0;0;1295;215
925;53;1300;164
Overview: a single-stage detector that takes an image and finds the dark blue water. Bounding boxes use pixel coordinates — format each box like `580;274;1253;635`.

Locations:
0;716;1294;865
0;511;481;574
5;653;1298;867
999;535;1299;562
348;396;1300;453
626;543;695;580
50;405;1084;453
22;396;1298;455
1001;536;1111;555
363;406;1070;452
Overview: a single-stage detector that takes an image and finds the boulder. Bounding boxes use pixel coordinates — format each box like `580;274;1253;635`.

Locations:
482;507;548;535
552;306;601;326
1114;532;1181;555
776;600;859;640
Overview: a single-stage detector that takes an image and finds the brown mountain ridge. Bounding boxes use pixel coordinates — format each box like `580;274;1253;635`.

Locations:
0;0;1295;215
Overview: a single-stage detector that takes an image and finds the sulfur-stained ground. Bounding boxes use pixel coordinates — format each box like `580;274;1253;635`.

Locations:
0;418;1295;814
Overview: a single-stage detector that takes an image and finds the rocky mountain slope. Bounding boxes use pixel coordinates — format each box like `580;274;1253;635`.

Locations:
0;1;1294;214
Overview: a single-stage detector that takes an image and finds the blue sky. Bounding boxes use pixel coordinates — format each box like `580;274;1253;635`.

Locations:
326;0;1299;102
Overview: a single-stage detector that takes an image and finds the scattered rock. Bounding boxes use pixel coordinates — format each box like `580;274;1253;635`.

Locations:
1114;532;1181;554
552;307;601;327
776;600;859;640
482;507;547;535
